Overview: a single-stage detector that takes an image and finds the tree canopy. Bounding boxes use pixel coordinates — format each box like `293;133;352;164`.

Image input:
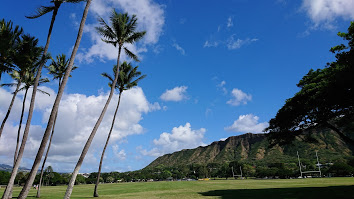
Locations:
266;22;354;143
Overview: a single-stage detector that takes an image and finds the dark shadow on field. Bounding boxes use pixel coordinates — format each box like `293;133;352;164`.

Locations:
199;185;354;199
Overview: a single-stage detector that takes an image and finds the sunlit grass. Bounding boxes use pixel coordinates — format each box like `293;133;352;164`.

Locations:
7;177;354;199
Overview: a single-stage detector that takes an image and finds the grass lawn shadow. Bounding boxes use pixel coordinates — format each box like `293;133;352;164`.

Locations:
199;185;354;199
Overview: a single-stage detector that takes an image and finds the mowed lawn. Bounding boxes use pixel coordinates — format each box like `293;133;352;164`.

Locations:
6;177;354;199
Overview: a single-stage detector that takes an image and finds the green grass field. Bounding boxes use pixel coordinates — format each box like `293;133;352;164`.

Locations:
5;177;354;199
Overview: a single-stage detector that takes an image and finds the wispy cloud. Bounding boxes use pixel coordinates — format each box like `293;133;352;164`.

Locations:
227;16;233;28
172;43;186;55
204;40;220;48
227;36;258;50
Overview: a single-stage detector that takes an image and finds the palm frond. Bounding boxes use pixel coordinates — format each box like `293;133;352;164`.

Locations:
0;83;17;88
96;17;116;41
37;89;50;96
125;31;146;44
26;6;56;19
124;47;139;62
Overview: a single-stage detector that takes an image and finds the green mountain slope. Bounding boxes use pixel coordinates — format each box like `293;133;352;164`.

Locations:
146;128;354;169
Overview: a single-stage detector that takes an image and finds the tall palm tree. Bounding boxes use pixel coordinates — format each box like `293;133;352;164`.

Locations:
94;62;146;197
36;54;77;198
0;35;44;139
0;19;23;80
3;70;50;166
64;10;146;198
17;1;92;198
1;0;86;197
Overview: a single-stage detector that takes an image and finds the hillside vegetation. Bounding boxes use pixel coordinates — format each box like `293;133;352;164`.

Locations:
146;126;354;169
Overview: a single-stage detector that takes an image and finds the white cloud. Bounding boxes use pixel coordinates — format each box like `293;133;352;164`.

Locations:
113;144;126;160
217;80;227;94
0;86;159;172
172;43;185;55
301;0;354;29
204;40;220;48
160;86;188;102
225;114;269;134
227;16;233;28
227;36;258;50
77;0;165;63
227;88;252;106
139;123;206;157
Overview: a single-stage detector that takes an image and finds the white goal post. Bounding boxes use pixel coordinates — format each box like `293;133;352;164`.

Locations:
297;151;322;178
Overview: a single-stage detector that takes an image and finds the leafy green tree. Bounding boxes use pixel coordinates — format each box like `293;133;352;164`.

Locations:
64;10;145;198
43;166;54;186
0;19;23;80
37;54;77;198
328;162;354;176
266;22;354;144
94;62;146;197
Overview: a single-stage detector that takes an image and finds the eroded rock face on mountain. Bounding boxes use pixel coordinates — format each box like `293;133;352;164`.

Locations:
146;128;354;169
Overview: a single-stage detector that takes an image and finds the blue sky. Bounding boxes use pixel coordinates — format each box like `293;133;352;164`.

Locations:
1;0;354;173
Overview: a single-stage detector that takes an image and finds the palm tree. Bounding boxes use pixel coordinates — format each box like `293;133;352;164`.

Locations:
0;35;44;139
0;35;41;138
16;73;49;161
3;70;50;166
94;62;146;197
36;54;77;198
16;1;92;198
0;19;23;80
64;10;146;198
1;34;47;199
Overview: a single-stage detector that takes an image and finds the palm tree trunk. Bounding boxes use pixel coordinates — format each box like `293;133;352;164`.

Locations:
13;88;28;164
36;111;58;198
65;45;122;199
0;79;21;139
1;6;59;199
36;81;61;198
17;1;91;198
94;92;122;197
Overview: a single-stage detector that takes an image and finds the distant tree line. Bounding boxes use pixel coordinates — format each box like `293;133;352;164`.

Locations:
1;158;353;186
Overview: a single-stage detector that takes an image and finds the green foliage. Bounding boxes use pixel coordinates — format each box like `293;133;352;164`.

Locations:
101;62;146;93
328;162;354;176
267;21;354;143
0;19;23;79
96;10;146;62
46;53;78;85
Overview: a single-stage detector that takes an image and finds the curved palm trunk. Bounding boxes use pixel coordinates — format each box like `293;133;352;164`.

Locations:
36;80;61;198
36;110;58;198
94;92;122;197
65;45;122;199
8;88;28;199
17;1;91;198
14;88;28;163
0;79;21;139
1;6;59;199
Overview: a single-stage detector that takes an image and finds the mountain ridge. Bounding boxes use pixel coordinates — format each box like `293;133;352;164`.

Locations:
146;128;354;169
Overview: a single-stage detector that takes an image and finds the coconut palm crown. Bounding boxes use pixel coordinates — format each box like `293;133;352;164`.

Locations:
102;61;146;93
96;10;146;62
46;53;78;85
